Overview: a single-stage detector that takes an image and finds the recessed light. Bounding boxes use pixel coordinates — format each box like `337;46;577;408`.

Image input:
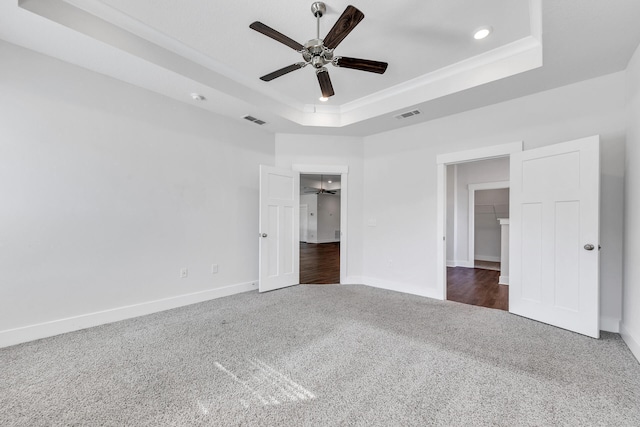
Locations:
319;96;329;102
191;93;206;101
473;26;492;40
328;180;332;183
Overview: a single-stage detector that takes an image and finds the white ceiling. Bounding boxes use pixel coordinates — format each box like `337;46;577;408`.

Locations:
2;0;640;136
89;0;530;104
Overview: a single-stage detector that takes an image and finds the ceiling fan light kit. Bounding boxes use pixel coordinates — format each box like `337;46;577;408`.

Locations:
250;2;388;101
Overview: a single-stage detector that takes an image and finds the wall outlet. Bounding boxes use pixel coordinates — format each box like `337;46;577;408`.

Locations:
180;268;188;278
211;264;219;274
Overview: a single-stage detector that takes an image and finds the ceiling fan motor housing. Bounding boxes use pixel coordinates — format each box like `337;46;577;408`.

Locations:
303;39;333;68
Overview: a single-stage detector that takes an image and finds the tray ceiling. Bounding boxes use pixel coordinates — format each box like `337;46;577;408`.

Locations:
88;0;531;104
2;1;640;135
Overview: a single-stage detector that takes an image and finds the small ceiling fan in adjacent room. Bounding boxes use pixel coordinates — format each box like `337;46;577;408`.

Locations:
303;175;338;195
250;2;388;100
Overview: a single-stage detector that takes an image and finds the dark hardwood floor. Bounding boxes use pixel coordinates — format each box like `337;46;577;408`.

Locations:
300;242;340;284
447;267;509;311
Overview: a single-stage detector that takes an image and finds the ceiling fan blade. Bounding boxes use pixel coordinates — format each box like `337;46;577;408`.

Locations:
260;63;306;81
323;5;365;50
250;21;304;51
317;68;335;98
335;57;388;74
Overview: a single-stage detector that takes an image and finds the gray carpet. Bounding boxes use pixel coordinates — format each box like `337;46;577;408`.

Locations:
1;285;639;426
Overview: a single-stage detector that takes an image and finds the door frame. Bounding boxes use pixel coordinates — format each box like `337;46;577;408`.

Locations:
436;142;522;300
468;181;510;268
293;164;348;284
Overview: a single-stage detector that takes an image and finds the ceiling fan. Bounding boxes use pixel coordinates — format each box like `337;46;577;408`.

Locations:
250;2;388;100
303;175;338;195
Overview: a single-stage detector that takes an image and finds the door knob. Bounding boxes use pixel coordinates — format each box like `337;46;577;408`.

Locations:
261;233;268;238
584;244;595;251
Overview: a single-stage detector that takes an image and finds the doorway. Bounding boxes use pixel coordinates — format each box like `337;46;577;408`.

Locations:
293;165;348;284
258;164;348;291
435;136;600;338
445;159;510;310
299;174;341;284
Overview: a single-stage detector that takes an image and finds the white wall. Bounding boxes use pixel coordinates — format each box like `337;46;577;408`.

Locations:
275;134;364;282
475;188;509;262
0;41;275;347
363;71;627;329
298;193;340;243
2;38;635;349
454;158;510;265
622;43;640;360
317;194;341;243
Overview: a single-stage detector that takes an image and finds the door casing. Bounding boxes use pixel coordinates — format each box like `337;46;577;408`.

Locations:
293;164;348;284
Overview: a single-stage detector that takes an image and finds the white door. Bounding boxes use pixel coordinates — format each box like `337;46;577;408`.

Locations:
510;135;600;338
300;204;309;243
259;165;300;292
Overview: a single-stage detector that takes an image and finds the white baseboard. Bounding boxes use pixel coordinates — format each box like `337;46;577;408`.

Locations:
499;275;509;285
475;255;501;263
304;239;340;244
447;260;475;268
0;281;258;349
316;239;340;244
599;317;621;333
620;323;640;363
360;276;443;300
456;261;475;268
342;276;364;285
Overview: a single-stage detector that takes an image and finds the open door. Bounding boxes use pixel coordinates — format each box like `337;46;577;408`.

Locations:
510;135;600;338
259;165;300;292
